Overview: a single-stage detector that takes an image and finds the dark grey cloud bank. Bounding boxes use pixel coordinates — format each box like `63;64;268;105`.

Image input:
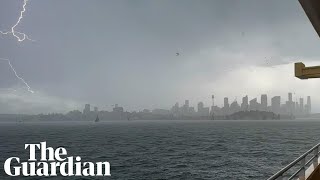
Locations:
1;0;320;113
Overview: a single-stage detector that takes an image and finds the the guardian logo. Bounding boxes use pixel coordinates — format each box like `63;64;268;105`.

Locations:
3;142;111;177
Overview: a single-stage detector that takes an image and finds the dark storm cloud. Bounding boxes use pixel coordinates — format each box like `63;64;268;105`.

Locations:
1;0;320;113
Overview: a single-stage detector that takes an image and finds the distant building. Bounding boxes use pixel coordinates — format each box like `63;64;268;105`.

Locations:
224;97;229;108
182;100;190;115
152;109;170;115
185;100;189;108
306;96;311;114
261;94;268;111
288;93;293;102
241;95;249;111
271;96;281;114
198;102;209;116
189;107;195;114
286;92;294;114
198;102;204;112
299;98;304;114
249;98;259;111
210;105;220;116
83;104;90;114
171;102;180;114
66;110;82;120
94;107;98;112
230;101;240;114
211;95;215;115
222;97;230;115
113;104;124;113
202;107;210;116
170;100;197;116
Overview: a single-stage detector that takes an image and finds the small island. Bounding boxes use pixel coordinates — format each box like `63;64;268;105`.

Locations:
224;110;292;120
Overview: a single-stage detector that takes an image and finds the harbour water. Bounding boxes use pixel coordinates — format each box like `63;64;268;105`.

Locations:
1;120;320;179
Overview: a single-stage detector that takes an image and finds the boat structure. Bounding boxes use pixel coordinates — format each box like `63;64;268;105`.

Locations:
268;0;320;179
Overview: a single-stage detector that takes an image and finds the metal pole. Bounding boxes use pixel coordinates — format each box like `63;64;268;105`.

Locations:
299;156;306;180
313;146;319;167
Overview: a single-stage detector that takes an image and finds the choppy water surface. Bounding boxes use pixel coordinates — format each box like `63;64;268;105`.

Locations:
1;120;320;180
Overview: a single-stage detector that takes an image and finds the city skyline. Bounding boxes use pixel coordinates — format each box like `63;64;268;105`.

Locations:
2;0;320;114
0;88;315;115
79;92;312;117
26;91;304;121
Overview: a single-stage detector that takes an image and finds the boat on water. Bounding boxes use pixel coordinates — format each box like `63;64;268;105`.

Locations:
268;0;320;179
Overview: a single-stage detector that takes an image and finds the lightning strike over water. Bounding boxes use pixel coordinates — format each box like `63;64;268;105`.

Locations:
1;0;35;93
0;0;34;42
0;58;34;93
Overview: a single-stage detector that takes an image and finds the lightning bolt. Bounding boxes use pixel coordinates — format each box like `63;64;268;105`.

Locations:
1;0;35;94
0;58;34;93
0;0;34;42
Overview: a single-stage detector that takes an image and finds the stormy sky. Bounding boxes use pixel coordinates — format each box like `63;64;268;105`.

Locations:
1;0;320;114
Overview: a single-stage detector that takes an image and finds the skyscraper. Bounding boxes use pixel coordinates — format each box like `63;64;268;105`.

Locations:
307;96;311;114
182;100;190;115
249;98;259;111
271;96;281;114
185;100;189;108
113;104;124;113
299;98;304;114
230;101;240;114
197;102;209;116
261;94;267;111
197;102;204;112
171;102;180;114
83;104;90;114
212;95;215;107
222;97;229;115
241;95;249;111
224;97;229;108
287;92;294;114
211;95;215;116
288;93;293;102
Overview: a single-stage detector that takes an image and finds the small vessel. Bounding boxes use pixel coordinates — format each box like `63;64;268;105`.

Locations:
95;115;100;122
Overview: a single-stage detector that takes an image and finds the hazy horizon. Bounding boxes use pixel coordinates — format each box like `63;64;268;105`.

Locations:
1;0;320;114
